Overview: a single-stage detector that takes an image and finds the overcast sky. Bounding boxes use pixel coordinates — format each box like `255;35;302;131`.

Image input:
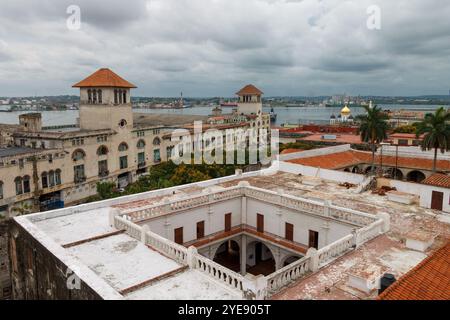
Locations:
0;0;449;97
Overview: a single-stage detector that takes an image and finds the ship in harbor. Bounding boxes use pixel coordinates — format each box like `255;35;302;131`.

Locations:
220;101;238;108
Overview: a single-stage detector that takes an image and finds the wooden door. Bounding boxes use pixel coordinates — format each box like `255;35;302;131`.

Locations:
308;230;319;249
196;221;205;239
431;191;444;211
225;213;231;232
174;227;183;245
285;223;294;241
257;214;264;233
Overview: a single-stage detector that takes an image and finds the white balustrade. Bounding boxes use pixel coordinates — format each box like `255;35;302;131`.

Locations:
192;253;251;296
144;230;188;264
266;256;311;294
113;215;142;240
329;206;377;226
355;219;384;245
317;234;354;267
123;186;243;222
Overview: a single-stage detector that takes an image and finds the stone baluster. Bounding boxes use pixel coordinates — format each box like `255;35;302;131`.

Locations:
306;248;319;272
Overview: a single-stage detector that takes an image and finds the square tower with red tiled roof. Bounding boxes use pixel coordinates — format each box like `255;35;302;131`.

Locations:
236;84;263;116
73;68;137;130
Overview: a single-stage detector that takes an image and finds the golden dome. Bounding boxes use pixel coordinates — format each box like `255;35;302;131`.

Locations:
341;105;351;115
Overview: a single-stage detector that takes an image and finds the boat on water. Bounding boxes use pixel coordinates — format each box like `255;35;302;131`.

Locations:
220;102;238;108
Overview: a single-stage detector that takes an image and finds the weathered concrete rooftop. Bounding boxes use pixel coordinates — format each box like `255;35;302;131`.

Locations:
14;163;450;300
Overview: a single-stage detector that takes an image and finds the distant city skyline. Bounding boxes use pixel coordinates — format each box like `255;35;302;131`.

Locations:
0;0;449;97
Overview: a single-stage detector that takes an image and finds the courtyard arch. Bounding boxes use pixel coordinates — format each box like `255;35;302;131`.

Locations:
406;170;426;183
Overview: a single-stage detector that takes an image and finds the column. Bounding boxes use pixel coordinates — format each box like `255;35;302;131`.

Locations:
241;234;247;276
241;196;247;226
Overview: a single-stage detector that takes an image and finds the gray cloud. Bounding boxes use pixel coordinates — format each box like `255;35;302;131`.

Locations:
0;0;449;96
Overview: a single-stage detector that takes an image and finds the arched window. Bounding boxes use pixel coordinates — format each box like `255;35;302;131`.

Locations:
97;145;109;156
41;172;48;188
98;90;102;103
118;142;129;152
55;169;62;185
114;89;118;104
137;139;146;149
118;90;123;104
15;177;23;195
72;149;86;161
153;137;161;146
122;91;126;103
0;181;3;199
118;119;127;128
23;175;30;193
49;170;55;187
93;90;97;104
88;89;92;103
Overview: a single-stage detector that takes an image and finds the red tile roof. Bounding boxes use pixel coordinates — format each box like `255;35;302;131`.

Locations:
422;173;450;189
236;84;263;96
378;241;450;300
73;68;137;88
299;133;363;144
390;133;424;139
287;150;450;171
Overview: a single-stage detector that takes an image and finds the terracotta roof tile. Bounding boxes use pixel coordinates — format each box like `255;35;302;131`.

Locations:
236;84;263;96
287;150;450;172
378;241;450;300
281;148;304;155
73;68;137;88
422;173;450;189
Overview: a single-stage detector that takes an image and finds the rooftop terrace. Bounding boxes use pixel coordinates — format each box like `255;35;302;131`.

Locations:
13;162;450;300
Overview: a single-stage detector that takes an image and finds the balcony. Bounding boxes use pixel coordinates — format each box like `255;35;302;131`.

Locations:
138;161;146;168
99;170;109;178
74;176;87;184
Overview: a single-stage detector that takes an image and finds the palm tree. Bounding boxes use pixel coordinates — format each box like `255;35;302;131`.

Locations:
357;105;389;174
415;107;450;172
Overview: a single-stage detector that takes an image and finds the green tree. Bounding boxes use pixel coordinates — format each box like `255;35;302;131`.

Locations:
96;182;119;199
356;105;389;174
393;124;417;134
415;107;450;172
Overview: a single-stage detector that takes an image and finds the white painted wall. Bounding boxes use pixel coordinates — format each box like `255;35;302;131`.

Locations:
278;144;352;162
142;198;242;243
379;178;450;213
278;161;366;185
246;198;355;249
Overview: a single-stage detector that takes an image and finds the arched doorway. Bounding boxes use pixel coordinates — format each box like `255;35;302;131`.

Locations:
213;240;240;273
282;255;302;267
352;166;361;174
406;170;426;183
386;168;404;180
365;166;377;174
246;241;276;276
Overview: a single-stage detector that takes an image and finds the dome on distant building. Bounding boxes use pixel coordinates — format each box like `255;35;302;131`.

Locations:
341;105;351;115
